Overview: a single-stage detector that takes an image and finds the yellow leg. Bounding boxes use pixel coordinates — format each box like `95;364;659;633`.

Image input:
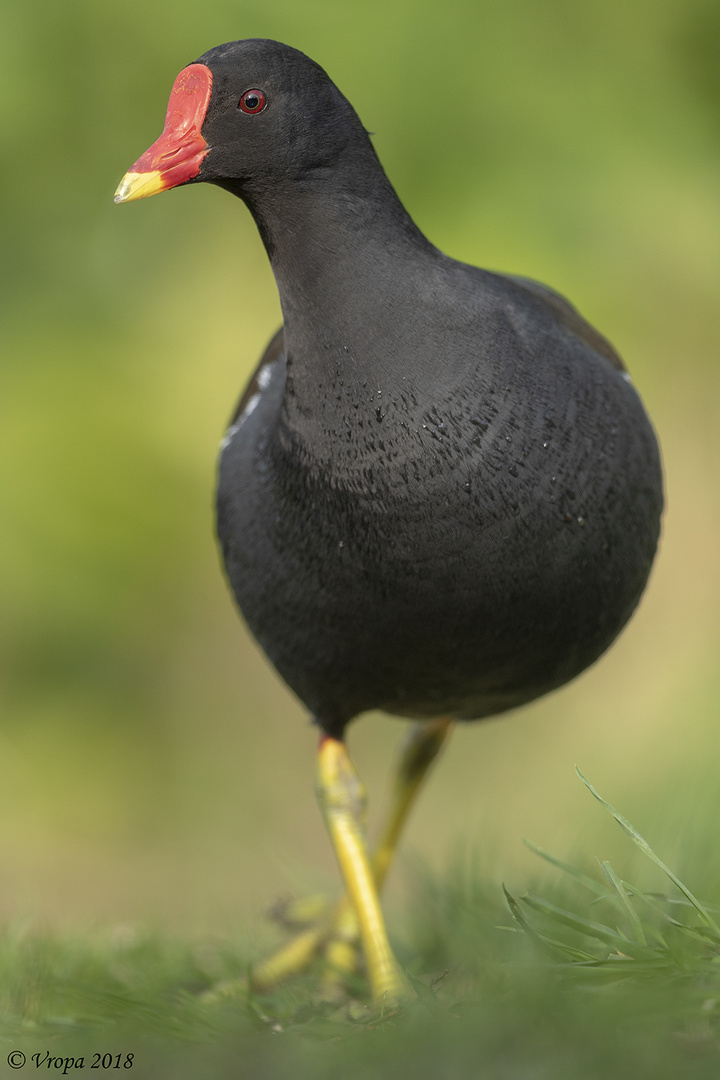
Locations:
316;735;413;1006
251;895;331;991
251;927;325;992
320;717;453;995
320;899;361;999
250;718;453;998
372;717;453;889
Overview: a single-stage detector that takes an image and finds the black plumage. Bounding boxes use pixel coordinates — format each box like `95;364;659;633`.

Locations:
192;40;664;736
116;39;663;1001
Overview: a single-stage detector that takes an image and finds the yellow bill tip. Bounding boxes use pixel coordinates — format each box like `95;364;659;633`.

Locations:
113;170;166;204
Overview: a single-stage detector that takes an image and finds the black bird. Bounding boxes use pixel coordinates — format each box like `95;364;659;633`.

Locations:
115;39;663;1005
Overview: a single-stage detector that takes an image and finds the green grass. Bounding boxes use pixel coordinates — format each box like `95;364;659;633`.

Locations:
2;775;720;1079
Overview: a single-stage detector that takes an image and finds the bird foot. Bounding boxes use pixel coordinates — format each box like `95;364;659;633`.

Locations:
251;891;363;998
266;892;332;930
252;890;415;1008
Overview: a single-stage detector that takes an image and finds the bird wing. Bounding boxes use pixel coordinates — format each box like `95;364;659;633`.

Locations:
503;275;625;371
229;326;286;425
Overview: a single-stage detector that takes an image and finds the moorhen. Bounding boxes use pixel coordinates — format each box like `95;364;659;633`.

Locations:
115;38;663;1005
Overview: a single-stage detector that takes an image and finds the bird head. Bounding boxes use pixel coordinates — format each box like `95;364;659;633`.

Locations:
114;39;366;204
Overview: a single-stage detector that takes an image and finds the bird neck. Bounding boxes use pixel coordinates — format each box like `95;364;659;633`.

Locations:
224;149;438;372
219;150;448;461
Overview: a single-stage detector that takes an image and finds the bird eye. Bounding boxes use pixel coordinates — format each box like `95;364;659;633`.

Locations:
238;89;266;114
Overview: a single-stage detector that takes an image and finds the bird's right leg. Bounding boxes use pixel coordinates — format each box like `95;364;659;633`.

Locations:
314;735;413;1005
251;717;452;997
320;717;452;996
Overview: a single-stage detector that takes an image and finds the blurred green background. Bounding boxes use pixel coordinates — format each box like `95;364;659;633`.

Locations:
0;0;718;939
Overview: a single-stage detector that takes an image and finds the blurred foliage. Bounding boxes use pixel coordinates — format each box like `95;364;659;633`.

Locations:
0;0;719;958
5;784;720;1079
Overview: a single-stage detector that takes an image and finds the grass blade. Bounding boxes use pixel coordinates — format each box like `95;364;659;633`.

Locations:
601;861;647;946
503;885;596;961
575;768;720;935
521;892;653;957
522;839;612;899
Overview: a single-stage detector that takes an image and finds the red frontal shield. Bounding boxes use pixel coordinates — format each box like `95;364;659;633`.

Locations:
114;64;213;203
